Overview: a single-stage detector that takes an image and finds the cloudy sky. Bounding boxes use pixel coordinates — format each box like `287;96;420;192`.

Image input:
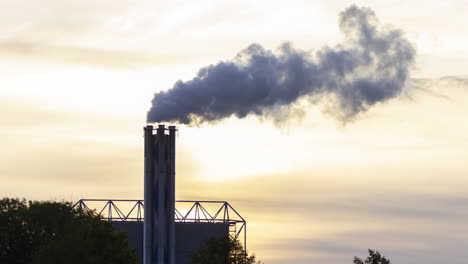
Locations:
1;0;468;263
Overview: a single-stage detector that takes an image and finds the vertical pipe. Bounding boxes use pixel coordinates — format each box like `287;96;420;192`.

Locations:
143;125;153;264
144;124;176;264
156;125;166;264
168;126;176;264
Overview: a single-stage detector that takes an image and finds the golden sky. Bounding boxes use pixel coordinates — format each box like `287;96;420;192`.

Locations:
1;1;468;263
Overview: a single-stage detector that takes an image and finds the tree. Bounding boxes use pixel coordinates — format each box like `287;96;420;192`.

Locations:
0;197;138;264
192;235;261;264
354;249;391;264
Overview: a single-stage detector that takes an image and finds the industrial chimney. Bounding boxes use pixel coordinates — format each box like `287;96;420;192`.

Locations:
143;125;176;264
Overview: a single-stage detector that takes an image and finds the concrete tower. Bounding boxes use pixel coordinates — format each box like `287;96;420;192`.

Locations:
143;125;176;264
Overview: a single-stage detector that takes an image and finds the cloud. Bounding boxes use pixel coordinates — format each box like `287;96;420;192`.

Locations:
0;0;210;67
0;98;143;199
147;5;415;125
0;39;199;68
176;164;468;264
0;97;71;128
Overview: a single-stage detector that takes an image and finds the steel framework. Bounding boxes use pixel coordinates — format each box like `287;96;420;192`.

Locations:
73;199;247;250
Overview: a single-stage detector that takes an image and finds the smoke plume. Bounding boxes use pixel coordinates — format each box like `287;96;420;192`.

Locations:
147;5;415;125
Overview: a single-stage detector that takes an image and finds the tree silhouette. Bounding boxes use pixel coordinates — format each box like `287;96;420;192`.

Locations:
0;197;138;264
354;249;391;264
192;235;261;264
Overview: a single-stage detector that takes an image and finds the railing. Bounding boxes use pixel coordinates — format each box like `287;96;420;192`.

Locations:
73;199;247;249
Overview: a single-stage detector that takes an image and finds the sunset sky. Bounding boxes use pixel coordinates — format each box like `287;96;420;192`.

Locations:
1;1;468;263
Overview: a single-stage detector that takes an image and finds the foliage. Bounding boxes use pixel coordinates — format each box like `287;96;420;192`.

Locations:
192;235;261;264
0;197;138;264
354;249;391;264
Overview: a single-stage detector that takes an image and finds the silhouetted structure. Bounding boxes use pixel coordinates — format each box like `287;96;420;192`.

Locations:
74;125;246;264
144;125;176;264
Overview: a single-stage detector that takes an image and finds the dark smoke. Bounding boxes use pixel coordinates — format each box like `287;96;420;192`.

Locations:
147;5;415;125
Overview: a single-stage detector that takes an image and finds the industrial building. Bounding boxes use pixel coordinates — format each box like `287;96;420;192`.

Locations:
74;125;246;264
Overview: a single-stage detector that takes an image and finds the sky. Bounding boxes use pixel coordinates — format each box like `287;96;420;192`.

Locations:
1;0;468;263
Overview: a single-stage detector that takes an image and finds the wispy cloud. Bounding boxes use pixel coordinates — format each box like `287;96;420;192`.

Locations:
0;39;202;67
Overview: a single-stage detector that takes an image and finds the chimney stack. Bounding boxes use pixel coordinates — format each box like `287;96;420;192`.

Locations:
143;124;176;264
